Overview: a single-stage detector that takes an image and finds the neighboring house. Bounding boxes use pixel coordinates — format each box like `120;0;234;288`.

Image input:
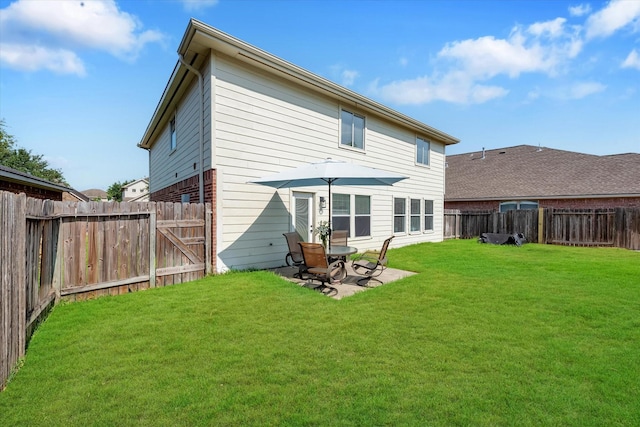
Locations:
445;145;640;212
0;164;74;201
138;19;459;271
122;178;149;202
82;189;109;202
63;189;90;202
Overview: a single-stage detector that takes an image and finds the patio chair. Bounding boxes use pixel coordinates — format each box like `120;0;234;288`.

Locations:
330;230;348;247
283;232;306;278
328;229;348;263
299;242;347;296
352;236;394;286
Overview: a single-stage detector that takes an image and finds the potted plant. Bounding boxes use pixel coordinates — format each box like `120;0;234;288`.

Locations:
314;221;331;248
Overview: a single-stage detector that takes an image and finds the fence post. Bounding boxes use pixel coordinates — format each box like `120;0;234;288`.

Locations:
538;208;545;244
149;210;156;288
205;205;213;275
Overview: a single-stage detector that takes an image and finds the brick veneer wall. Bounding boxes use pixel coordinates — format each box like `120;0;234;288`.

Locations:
0;180;62;201
541;197;640;209
150;169;217;272
446;197;640;211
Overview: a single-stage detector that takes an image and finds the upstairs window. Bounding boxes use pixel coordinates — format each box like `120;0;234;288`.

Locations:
416;136;430;166
170;118;177;151
340;109;365;150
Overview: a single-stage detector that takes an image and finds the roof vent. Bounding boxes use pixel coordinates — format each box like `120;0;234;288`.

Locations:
481;147;486;159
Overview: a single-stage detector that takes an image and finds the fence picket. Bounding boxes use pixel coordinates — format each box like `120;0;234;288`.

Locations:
445;207;639;249
1;191;211;389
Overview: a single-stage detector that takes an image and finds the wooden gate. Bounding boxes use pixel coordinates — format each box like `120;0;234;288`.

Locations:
22;199;212;302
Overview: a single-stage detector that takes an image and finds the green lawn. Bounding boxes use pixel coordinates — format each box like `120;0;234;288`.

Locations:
1;240;639;426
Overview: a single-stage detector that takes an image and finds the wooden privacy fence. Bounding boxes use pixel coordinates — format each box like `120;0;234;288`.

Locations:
444;207;640;250
1;191;213;390
444;209;540;242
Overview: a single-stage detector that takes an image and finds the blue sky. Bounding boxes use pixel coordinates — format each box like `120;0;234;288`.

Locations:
1;0;639;191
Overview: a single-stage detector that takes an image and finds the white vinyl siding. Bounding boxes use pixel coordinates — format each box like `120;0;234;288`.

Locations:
149;50;451;271
148;59;211;193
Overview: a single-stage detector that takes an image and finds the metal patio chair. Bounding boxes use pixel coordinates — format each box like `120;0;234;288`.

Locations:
283;232;306;278
298;242;347;296
352;236;394;286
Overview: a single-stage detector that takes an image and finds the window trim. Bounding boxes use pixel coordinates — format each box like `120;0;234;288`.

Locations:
499;200;539;213
416;136;430;167
169;117;177;152
332;193;371;239
410;198;421;234
393;197;406;235
424;199;434;232
339;108;366;151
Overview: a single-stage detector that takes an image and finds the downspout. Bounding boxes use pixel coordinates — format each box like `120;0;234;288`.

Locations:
178;54;204;203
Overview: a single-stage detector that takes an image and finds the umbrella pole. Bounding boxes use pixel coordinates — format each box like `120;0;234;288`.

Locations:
328;179;332;249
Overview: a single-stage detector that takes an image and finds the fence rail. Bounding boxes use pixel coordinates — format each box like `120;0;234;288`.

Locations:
1;191;212;390
445;207;640;250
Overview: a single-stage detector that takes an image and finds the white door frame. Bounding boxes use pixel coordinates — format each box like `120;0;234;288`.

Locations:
292;192;315;242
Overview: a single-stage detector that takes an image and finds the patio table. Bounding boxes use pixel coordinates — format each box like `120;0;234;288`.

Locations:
326;245;358;259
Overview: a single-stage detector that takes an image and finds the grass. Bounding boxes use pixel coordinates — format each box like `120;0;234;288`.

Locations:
1;240;639;426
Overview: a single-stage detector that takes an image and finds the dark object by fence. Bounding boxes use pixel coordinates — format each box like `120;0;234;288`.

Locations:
479;233;526;246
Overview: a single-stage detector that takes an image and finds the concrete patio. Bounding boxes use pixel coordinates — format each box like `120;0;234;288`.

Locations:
271;263;416;299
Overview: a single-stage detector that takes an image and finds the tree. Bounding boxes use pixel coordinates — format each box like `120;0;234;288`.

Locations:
106;179;134;202
0;119;68;186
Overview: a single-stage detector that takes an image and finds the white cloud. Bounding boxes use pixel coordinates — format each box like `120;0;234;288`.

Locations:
569;4;591;17
622;49;640;70
181;0;219;12
372;14;589;106
0;0;163;74
437;22;582;79
341;69;359;86
585;0;640;39
528;17;567;38
0;43;86;76
565;81;607;99
370;72;508;105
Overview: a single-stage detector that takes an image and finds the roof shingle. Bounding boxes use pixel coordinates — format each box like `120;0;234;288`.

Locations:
445;145;640;201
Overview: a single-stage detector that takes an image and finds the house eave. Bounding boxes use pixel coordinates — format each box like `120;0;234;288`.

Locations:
139;19;459;150
0;167;71;193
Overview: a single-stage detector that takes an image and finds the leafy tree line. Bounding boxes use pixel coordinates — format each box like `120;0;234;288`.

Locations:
0;119;68;186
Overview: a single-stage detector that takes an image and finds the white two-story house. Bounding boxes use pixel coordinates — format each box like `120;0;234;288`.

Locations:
138;19;459;272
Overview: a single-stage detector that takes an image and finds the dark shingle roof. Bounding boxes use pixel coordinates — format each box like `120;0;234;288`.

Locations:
445;145;640;201
0;164;71;193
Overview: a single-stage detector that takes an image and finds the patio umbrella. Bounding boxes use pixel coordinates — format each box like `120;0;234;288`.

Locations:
249;158;408;236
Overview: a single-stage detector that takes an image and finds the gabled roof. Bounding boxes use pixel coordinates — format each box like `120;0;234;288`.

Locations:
445;145;640;201
122;177;149;189
0;164;72;193
82;188;108;200
138;19;459;150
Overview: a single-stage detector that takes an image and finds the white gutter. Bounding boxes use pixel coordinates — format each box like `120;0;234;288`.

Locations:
178;54;205;203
